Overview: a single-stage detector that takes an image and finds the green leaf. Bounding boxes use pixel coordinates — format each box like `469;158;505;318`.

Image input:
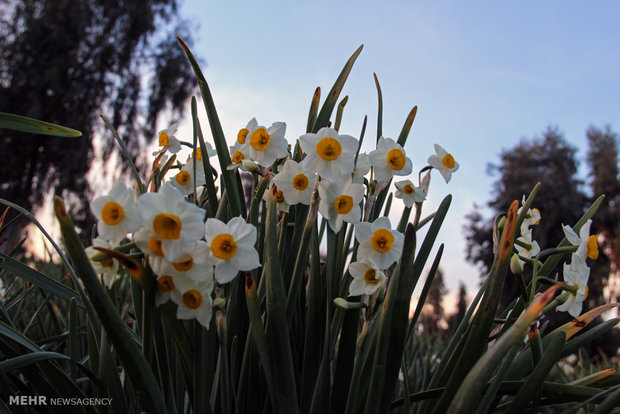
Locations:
0;112;82;137
364;223;417;414
306;87;321;133
177;36;245;218
0;253;84;308
192;96;219;216
0;351;70;373
263;197;299;413
396;106;418;147
504;331;565;414
313;45;363;132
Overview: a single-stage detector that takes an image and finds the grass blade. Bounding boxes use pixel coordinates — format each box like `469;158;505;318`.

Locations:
313;45;363;132
0;112;82;137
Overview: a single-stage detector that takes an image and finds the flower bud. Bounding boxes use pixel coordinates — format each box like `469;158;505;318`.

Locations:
510;253;523;275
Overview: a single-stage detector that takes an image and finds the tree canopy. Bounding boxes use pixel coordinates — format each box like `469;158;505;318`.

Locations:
0;0;197;236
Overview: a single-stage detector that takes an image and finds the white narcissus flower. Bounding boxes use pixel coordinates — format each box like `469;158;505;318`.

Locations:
299;127;358;182
368;137;413;182
556;254;590;318
228;145;253;171
85;238;119;288
192;143;217;160
90;181;141;244
352;152;371;184
318;177;364;232
562;219;599;261
205;217;261;284
355;217;404;269
150;240;214;283
263;182;290;213
517;196;541;239
136;183;206;262
271;159;317;205
233;118;257;152
170;274;214;328
244;119;289;167
348;258;387;296
153;123;182;155
169;158;206;195
514;234;540;268
394;180;425;208
427;144;459;183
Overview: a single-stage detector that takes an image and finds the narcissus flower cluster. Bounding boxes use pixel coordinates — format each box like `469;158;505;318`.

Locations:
88;111;461;325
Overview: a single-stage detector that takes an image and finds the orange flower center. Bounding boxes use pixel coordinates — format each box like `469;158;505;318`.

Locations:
237;128;249;144
101;201;124;226
334;195;354;214
587;235;599;260
386;149;406;170
442;153;456;169
182;289;202;309
250;128;271;151
173;258;194;272
157;275;175;292
370;229;395;253
148;237;164;257
363;268;379;284
316;137;342;161
175;171;191;186
292;174;309;191
153;213;182;240
211;233;238;260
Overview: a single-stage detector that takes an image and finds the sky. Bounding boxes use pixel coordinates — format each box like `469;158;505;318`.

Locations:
172;1;620;304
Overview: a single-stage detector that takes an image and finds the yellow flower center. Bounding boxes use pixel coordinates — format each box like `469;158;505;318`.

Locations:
148;237;165;257
175;171;191;186
370;229;395;253
363;268;379;284
232;150;244;164
194;148;202;160
386;148;406;170
403;184;415;195
159;131;169;147
316;137;342;161
101;258;114;268
442;153;456;169
584;285;589;301
250;127;271;151
292;174;309;191
157;275;174;292
173;258;194;272
587;235;599;260
153;213;182;240
211;233;238;260
334;195;354;214
237;128;249;144
101;201;124;226
182;289;202;309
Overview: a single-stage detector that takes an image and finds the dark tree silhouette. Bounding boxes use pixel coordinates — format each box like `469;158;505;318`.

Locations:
0;0;197;240
464;127;588;309
586;126;620;307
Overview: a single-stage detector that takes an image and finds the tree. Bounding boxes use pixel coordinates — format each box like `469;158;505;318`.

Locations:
421;267;447;333
464;127;588;309
0;0;197;240
586;126;620;307
447;281;468;334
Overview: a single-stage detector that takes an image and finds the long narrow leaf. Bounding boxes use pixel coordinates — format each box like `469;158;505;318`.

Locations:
0;112;82;137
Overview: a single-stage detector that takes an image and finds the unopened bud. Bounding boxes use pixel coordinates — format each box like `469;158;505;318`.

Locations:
510;253;523;275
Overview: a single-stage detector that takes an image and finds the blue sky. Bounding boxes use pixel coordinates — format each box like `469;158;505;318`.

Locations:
176;1;620;299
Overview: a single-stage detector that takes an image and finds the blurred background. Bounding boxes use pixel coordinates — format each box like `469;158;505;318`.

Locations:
1;1;618;339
